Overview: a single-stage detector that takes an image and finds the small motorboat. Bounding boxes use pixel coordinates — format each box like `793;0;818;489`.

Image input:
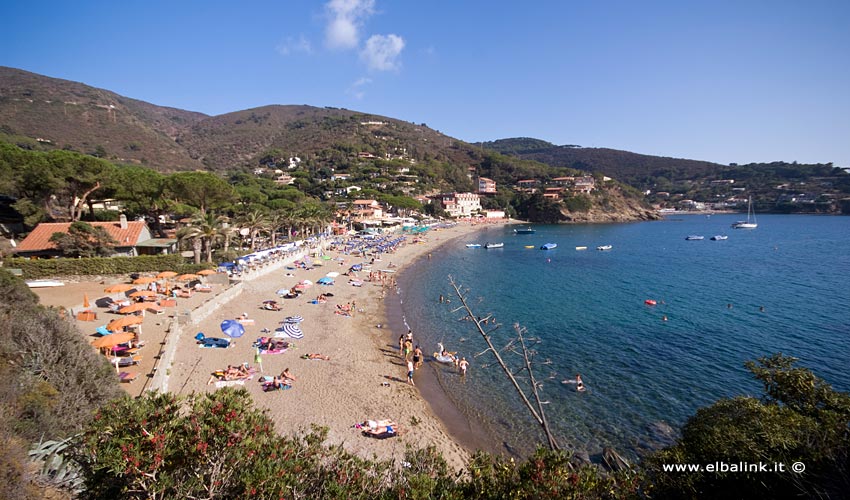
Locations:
710;235;728;241
685;235;704;241
644;299;657;306
484;242;504;249
597;245;612;251
540;243;557;250
514;227;536;234
575;246;588;251
465;243;482;248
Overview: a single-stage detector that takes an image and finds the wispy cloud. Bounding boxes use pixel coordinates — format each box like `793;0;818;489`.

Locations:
360;34;405;71
276;35;312;56
346;77;373;100
325;0;375;50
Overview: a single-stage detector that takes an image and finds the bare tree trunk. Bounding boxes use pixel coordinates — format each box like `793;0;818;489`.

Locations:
71;181;101;221
449;277;559;451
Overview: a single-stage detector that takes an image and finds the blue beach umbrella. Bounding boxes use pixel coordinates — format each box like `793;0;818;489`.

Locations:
317;277;334;285
220;319;245;338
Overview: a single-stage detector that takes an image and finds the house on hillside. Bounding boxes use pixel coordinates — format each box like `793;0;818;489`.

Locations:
478;177;497;194
14;215;178;258
432;193;481;217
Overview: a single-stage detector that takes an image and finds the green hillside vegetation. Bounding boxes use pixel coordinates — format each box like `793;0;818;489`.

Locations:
482;138;850;213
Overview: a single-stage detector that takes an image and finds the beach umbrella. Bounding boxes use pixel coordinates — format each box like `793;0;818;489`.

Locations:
317;277;334;285
104;284;134;293
118;303;148;314
197;269;216;276
106;315;144;332
156;271;178;279
129;290;157;298
83;293;90;308
276;322;303;339
95;296;114;308
276;288;290;295
132;277;157;285
220;319;245;338
92;331;135;348
299;279;313;286
325;272;340;278
176;273;199;281
284;315;303;323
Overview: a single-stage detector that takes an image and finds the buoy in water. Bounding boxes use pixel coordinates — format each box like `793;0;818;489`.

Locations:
644;299;657;306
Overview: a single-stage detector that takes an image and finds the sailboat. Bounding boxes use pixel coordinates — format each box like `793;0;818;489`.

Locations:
731;197;758;229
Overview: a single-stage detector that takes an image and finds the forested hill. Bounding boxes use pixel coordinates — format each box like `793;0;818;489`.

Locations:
479;138;725;188
0;66;480;172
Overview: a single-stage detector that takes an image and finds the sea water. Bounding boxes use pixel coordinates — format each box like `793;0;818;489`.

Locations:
396;215;850;460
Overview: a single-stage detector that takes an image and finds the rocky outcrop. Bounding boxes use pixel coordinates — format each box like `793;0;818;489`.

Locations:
559;186;661;224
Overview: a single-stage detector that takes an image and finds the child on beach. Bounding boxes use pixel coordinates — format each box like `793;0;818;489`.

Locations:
406;360;415;386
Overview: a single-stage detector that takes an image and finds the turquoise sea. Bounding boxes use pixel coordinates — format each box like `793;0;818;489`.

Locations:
393;215;850;460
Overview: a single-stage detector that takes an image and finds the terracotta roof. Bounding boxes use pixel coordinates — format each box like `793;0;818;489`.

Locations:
16;221;147;252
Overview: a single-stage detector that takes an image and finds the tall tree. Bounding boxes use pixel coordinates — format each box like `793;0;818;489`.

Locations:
166;172;234;215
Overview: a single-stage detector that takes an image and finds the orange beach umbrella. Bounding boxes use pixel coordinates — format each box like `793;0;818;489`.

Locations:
197;269;216;276
92;332;135;348
118;303;148;314
104;284;134;293
132;277;157;285
129;290;157;298
106;315;144;332
175;274;199;281
156;271;178;279
83;293;90;308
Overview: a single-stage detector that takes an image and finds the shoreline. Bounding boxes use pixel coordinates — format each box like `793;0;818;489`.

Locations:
29;222;511;471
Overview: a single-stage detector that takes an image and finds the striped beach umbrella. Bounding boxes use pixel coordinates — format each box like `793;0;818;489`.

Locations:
284;316;303;323
276;323;303;339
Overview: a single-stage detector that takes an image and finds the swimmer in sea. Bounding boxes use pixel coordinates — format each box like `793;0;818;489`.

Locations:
575;374;586;392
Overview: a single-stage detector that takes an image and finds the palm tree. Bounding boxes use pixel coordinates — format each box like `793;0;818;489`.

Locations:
177;212;228;263
237;210;269;251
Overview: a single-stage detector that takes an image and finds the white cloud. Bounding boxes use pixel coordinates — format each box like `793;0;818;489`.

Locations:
360;34;405;71
276;35;312;56
325;0;375;50
346;77;373;100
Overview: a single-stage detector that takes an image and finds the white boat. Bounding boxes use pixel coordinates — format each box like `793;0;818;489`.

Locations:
465;243;482;248
25;280;65;288
575;246;588;251
596;245;612;251
685;235;704;241
540;243;557;250
513;227;536;234
732;197;758;229
484;242;504;249
710;235;728;241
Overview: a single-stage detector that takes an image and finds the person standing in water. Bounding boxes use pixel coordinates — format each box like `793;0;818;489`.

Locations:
576;374;586;392
458;357;469;376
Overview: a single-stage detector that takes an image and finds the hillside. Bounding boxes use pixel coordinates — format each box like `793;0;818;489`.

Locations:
0;67;208;169
0;67;482;172
479;138;724;188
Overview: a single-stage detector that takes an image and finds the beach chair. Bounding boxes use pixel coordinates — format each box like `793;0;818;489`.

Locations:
118;372;138;383
146;304;165;315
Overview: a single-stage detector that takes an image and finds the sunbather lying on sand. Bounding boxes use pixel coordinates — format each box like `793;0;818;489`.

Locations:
359;419;400;437
207;364;253;384
301;353;330;360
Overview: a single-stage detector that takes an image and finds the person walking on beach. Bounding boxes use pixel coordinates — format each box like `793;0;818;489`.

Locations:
407;360;415;386
403;337;414;361
412;345;423;369
398;334;405;355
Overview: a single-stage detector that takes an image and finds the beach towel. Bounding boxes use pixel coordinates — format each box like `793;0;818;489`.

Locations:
259;347;288;355
362;429;397;439
214;378;250;388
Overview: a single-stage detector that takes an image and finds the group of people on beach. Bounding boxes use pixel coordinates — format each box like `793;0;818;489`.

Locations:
399;330;469;385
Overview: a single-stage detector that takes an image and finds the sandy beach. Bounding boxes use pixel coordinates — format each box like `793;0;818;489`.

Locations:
33;221;499;470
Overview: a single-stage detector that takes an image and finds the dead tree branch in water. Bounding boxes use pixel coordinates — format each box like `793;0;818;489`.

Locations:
449;276;560;451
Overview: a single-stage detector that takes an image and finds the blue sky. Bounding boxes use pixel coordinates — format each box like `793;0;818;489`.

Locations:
3;0;849;166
